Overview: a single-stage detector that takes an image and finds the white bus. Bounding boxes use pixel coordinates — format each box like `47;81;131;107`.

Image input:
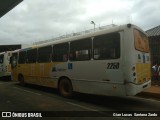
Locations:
0;51;12;79
10;24;151;97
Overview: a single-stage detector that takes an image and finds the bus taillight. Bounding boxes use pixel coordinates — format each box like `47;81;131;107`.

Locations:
132;66;137;83
132;66;135;71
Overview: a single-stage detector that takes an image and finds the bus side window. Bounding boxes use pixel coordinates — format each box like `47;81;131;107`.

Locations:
93;33;120;60
19;51;27;64
52;43;69;62
27;49;37;63
70;38;92;61
38;46;52;63
110;48;117;59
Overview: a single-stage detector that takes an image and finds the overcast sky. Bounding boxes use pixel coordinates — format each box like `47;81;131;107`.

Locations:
0;0;160;45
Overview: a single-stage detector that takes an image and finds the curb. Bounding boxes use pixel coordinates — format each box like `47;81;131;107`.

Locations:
137;92;160;100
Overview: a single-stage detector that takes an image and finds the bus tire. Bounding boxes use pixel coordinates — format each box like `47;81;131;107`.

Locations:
18;74;25;86
58;78;73;98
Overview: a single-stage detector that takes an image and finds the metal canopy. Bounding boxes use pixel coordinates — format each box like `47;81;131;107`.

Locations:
146;25;160;37
0;0;23;18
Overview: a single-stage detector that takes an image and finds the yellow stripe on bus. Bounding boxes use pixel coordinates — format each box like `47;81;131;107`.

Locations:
136;63;151;84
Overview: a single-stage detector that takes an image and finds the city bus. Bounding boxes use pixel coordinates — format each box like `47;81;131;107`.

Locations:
10;24;151;98
0;51;12;79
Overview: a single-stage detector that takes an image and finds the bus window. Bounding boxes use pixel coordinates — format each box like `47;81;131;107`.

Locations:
18;51;27;64
70;38;92;61
11;53;18;68
0;54;4;63
27;49;37;63
134;29;149;53
38;46;52;63
53;43;69;62
93;33;120;60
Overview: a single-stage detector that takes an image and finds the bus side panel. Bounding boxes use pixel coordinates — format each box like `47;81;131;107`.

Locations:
15;62;57;88
39;63;56;88
74;61;125;96
12;66;18;81
24;63;40;85
17;64;30;82
50;60;126;96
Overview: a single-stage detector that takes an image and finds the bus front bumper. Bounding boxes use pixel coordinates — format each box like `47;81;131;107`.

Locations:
0;72;11;77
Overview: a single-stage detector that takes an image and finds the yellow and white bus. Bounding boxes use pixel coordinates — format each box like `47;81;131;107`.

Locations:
0;51;12;79
10;24;151;97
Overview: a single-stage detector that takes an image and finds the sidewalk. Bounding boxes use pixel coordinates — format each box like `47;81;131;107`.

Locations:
137;85;160;100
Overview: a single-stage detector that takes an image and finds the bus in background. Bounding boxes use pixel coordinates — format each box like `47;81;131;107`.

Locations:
10;24;151;98
0;51;12;80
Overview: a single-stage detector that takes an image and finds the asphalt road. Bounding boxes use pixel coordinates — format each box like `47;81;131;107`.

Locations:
0;80;160;120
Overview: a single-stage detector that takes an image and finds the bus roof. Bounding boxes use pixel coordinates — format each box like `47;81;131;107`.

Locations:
14;23;144;52
0;51;13;55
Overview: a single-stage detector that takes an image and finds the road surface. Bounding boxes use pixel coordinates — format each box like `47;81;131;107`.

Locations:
0;80;160;120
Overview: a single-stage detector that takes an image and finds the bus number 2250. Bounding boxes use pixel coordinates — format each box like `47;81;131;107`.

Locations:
107;63;119;69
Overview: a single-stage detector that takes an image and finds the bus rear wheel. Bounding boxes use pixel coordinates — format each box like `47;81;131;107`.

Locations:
18;75;25;86
58;78;73;98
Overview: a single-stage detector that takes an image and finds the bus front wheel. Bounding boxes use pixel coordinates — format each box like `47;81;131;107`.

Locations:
58;78;73;98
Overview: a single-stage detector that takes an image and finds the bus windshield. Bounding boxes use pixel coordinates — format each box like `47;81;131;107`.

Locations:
134;29;149;53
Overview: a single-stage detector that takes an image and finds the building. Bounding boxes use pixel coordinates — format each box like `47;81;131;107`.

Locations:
146;25;160;66
0;0;23;53
0;0;23;18
146;25;160;84
0;44;21;53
